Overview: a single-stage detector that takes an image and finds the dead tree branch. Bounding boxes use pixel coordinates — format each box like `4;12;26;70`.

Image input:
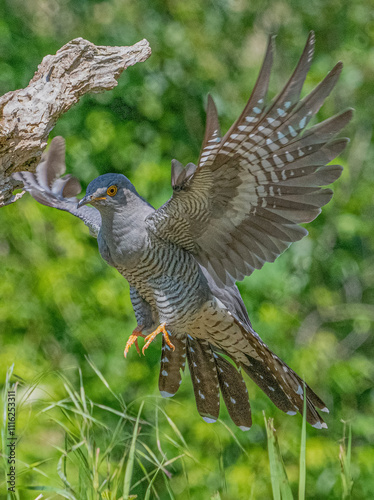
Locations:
0;37;151;206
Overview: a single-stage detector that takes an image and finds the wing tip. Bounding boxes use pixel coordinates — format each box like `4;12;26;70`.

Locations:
266;33;276;52
171;159;184;188
61;175;82;197
205;93;221;138
337;107;354;125
206;93;215;108
307;30;315;44
330;60;344;79
50;135;66;148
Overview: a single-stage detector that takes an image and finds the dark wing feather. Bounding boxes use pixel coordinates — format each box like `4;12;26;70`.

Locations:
197;94;222;164
12;137;101;237
147;33;352;287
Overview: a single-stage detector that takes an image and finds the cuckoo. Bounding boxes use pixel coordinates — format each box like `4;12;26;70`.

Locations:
12;33;352;430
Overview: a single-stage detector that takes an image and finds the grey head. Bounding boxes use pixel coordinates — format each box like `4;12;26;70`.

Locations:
77;173;143;211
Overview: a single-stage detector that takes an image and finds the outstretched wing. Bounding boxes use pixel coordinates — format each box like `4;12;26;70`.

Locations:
147;32;352;287
12;137;101;237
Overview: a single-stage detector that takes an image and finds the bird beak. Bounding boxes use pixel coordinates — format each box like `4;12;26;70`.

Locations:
77;194;107;208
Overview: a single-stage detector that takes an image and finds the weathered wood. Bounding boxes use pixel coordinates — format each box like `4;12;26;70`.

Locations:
0;37;151;206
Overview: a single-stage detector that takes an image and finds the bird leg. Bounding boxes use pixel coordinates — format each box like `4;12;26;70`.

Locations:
124;324;146;357
142;323;175;355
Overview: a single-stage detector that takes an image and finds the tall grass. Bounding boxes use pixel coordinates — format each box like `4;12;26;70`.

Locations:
265;389;354;500
0;361;188;499
265;415;293;500
1;363;355;499
340;421;353;499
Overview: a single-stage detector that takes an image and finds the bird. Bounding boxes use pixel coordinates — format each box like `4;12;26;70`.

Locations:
12;32;352;431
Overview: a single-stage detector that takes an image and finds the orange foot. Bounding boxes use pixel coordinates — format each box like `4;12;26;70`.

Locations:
142;323;175;355
124;325;146;357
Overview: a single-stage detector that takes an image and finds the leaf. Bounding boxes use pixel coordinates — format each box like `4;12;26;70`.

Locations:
264;413;294;500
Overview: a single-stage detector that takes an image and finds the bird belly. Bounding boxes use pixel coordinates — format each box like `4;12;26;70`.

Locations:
117;240;211;337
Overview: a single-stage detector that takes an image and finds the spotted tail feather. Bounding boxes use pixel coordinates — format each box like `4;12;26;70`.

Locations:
213;351;252;430
186;337;252;429
158;336;186;397
238;329;328;429
186;336;221;422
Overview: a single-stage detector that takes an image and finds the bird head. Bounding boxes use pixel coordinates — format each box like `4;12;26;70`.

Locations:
77;173;139;210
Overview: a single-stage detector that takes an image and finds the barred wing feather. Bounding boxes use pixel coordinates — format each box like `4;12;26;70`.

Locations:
147;32;352;287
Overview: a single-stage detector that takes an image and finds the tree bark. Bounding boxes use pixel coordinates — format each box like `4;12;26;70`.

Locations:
0;37;151;207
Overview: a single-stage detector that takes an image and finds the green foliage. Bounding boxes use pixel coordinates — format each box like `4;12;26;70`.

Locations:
0;362;190;499
265;415;294;500
298;387;307;500
265;407;355;500
340;422;353;499
1;0;374;498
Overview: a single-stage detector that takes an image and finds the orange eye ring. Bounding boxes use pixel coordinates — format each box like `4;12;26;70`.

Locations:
107;185;118;197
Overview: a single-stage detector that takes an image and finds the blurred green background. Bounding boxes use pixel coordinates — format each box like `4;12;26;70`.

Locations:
0;0;373;498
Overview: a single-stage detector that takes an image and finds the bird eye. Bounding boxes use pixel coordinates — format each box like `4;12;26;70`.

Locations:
107;185;118;197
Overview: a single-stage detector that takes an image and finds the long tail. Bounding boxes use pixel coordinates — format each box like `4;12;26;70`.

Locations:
192;297;329;429
158;319;328;430
158;335;252;430
231;317;329;429
240;341;328;429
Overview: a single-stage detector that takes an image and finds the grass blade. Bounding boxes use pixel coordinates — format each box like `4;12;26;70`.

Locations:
340;421;353;499
264;413;293;500
123;401;144;499
265;415;281;500
298;384;307;500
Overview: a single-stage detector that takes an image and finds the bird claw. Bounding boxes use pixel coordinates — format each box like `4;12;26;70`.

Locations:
124;325;145;358
124;323;175;357
142;323;175;355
